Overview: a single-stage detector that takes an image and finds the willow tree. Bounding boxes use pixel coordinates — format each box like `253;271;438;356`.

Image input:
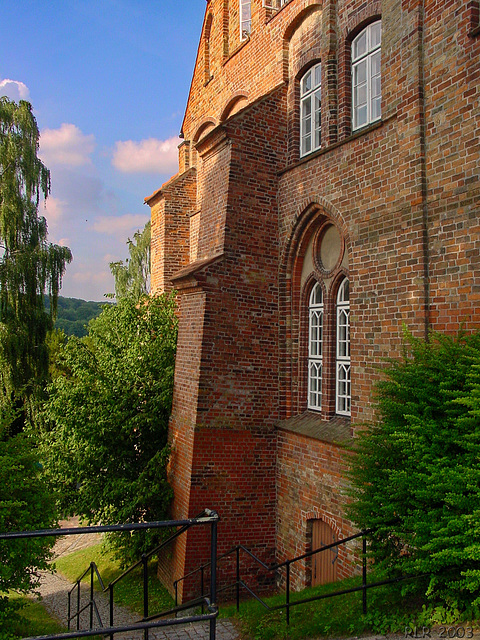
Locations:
110;220;150;299
0;97;72;427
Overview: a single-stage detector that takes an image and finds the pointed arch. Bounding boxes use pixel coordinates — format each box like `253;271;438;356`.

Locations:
279;201;351;419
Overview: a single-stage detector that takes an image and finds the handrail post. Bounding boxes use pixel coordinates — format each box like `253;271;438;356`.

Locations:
109;583;114;640
142;553;149;640
174;580;178;612
90;563;94;629
77;582;80;630
209;516;218;640
67;591;71;631
201;565;205;614
286;562;291;625
236;546;240;612
362;533;367;615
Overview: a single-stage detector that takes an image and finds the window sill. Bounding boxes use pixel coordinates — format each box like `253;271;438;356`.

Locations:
279;115;395;176
276;411;352;446
223;36;250;66
264;0;292;24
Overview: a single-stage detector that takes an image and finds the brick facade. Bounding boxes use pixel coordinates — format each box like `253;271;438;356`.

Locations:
147;0;480;599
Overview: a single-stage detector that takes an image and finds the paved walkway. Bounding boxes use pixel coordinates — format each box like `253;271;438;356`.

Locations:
37;519;241;640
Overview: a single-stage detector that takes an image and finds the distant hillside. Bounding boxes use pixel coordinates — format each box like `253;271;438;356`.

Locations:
45;296;106;337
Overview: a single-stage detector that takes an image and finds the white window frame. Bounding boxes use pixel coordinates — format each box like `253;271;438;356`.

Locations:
262;0;289;8
336;279;351;416
308;282;324;411
300;63;322;157
240;0;251;40
352;20;382;131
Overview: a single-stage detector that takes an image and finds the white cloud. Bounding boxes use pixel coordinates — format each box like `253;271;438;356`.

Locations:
93;213;149;239
69;269;113;299
112;136;179;174
0;79;30;101
42;196;67;225
72;269;109;285
40;123;95;167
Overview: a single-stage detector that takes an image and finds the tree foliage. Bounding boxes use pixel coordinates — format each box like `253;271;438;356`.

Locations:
0;98;66;627
0;407;57;633
110;220;150;300
41;292;177;565
0;98;72;414
347;331;480;609
45;296;105;337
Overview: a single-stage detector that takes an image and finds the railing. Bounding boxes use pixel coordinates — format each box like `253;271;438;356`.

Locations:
0;510;220;640
175;528;419;625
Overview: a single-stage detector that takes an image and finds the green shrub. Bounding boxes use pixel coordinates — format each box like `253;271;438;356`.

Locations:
348;331;480;609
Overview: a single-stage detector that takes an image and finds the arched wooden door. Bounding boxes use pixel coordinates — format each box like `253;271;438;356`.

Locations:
311;520;338;586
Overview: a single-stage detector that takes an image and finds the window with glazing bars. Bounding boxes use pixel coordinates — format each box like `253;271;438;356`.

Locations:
300;63;321;157
336;278;351;416
352;21;381;130
308;282;323;410
240;0;251;39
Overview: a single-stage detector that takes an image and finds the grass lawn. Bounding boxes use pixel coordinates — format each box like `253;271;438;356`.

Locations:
7;592;67;639
54;542;174;617
220;574;479;640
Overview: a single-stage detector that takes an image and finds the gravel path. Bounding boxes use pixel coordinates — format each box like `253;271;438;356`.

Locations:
36;519;241;640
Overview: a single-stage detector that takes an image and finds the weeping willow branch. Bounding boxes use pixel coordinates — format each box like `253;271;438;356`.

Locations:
0;97;72;414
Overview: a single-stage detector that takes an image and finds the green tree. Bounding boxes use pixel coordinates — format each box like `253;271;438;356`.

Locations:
42;292;177;565
0;407;57;635
347;331;480;609
0;98;69;630
0;97;72;425
110;220;150;300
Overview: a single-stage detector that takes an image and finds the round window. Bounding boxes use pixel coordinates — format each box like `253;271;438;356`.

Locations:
315;223;342;273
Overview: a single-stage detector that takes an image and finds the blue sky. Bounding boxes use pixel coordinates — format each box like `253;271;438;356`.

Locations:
0;0;206;300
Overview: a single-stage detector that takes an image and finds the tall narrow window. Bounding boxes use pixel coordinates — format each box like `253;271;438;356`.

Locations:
240;0;251;39
336;279;351;416
300;63;322;157
352;20;381;130
308;282;324;410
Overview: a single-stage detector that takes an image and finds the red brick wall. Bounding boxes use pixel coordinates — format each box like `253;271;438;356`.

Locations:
424;0;480;332
151;0;480;599
276;428;358;590
157;284;207;595
148;169;196;294
160;91;287;600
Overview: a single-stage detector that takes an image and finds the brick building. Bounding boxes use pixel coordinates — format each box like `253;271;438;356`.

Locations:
146;0;480;599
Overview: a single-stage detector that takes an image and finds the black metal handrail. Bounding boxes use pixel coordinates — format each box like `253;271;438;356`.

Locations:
1;510;220;640
174;527;419;625
67;561;105;632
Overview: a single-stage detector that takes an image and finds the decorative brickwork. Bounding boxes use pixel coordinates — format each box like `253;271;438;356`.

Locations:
147;0;480;601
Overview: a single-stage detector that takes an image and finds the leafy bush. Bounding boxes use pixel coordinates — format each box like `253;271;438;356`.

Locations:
347;331;480;609
41;293;177;565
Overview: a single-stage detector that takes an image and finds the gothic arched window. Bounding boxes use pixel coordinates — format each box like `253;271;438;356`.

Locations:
336;278;351;415
303;220;351;417
308;282;324;410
